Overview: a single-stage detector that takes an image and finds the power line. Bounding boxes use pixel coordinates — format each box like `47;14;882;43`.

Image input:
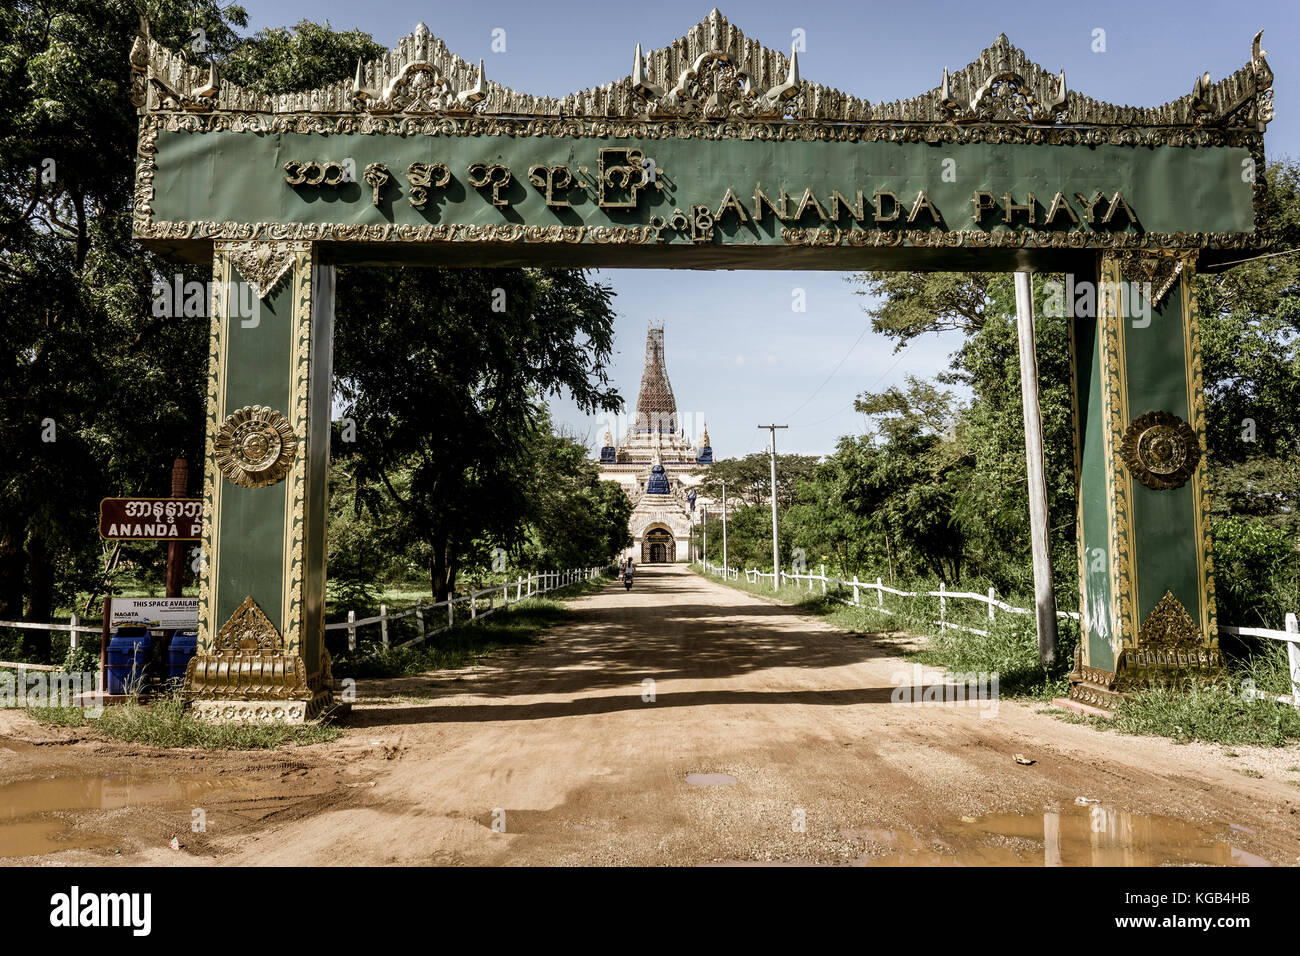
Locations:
795;340;919;428
783;323;872;421
1209;246;1300;269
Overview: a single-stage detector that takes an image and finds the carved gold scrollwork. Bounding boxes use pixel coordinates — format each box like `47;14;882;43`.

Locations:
187;595;311;701
1120;410;1200;491
130;12;1273;139
221;240;305;299
213;404;297;489
1116;251;1184;309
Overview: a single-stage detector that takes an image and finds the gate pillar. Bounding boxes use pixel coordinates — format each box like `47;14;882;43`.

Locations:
187;240;336;723
1069;251;1220;708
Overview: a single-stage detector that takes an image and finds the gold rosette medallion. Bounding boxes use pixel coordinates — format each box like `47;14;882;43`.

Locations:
1120;410;1200;491
214;405;297;488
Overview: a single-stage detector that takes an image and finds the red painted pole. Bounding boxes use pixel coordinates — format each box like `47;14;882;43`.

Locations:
165;458;188;598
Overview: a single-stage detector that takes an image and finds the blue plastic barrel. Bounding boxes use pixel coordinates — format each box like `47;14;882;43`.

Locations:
105;629;152;696
167;631;197;683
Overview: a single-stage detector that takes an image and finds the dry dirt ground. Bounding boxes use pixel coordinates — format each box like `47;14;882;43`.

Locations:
3;563;1299;866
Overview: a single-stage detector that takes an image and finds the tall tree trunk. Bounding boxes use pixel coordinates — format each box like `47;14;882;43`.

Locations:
24;532;54;663
430;532;454;603
446;552;459;599
0;522;27;622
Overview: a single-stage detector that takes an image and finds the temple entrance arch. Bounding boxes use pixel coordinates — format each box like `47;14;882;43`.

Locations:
129;11;1274;720
643;527;675;564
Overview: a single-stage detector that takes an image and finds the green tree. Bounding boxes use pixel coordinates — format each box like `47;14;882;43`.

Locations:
332;267;621;601
0;1;248;659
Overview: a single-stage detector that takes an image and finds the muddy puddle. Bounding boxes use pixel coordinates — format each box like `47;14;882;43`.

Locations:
846;803;1272;866
0;773;234;859
709;803;1272;867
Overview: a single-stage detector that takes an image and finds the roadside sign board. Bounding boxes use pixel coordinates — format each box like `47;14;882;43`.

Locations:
109;598;199;629
99;497;202;541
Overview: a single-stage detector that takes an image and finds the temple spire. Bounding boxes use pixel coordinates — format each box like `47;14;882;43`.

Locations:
634;321;678;435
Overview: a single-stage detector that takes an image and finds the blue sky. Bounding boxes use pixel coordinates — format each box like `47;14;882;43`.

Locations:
241;0;1299;456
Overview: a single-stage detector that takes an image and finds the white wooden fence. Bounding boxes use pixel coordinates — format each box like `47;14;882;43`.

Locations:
702;559;1080;635
697;559;1300;701
0;566;609;665
326;567;608;651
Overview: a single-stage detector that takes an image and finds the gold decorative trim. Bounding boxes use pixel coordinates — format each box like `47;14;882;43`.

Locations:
1137;590;1201;647
1099;255;1137;654
213;404;297;488
197;252;230;651
1068;648;1123;710
779;228;1256;251
135;217;1259;252
1120;410;1201;490
1115;590;1221;685
222;241;299;298
1182;267;1218;638
131;14;1273;132
1115;251;1184;308
187;595;311;701
282;257;313;663
130;19;1273;251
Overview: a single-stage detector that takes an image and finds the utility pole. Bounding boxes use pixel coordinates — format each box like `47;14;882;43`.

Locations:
701;504;707;566
1014;271;1058;667
721;480;728;577
757;424;788;591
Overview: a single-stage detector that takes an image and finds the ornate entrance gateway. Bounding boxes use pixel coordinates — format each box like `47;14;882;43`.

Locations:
129;11;1274;720
643;528;675;565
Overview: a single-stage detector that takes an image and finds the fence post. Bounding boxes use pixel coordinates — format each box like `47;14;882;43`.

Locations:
69;614;79;651
1287;613;1299;702
416;605;425;637
471;594;477;620
517;576;522;601
988;587;996;625
347;610;356;652
820;564;826;594
877;577;883;611
939;581;946;629
448;596;454;627
379;604;389;647
852;576;860;605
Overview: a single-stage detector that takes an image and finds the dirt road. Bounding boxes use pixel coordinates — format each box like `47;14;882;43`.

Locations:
3;563;1299;865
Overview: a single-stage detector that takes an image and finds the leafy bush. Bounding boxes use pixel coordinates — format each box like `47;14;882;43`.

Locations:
1212;516;1299;628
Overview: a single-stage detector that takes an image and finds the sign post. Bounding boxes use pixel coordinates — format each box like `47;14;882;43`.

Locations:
165;458;189;597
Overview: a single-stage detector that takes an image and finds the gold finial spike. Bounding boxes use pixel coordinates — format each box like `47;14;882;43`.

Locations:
1049;68;1067;111
766;43;800;102
459;58;487;105
632;43;662;99
195;61;219;99
352;58;376;101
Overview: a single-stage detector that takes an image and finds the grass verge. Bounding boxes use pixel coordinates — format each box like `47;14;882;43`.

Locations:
25;689;341;749
697;565;1075;699
331;572;613;680
694;564;1300;747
